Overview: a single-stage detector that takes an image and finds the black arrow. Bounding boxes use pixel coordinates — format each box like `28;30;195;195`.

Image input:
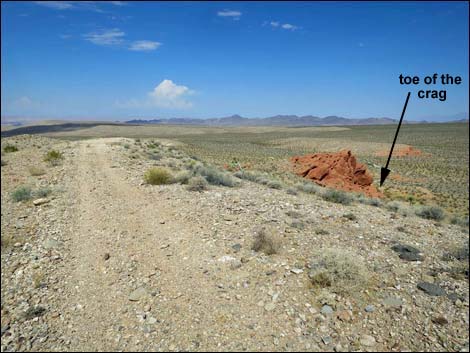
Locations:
380;92;411;187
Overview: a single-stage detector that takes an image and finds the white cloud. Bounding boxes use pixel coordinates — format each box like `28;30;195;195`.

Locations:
34;1;74;10
84;29;160;52
148;80;193;108
35;1;125;12
84;28;125;46
269;21;299;31
217;10;241;20
116;80;194;109
129;40;161;51
281;23;298;30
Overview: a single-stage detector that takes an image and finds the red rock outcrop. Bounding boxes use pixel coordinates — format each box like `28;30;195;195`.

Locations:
291;150;383;198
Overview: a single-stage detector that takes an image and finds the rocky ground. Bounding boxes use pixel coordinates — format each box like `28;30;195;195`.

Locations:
1;135;469;352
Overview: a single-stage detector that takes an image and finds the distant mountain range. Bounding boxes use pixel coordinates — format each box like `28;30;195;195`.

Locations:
125;115;401;127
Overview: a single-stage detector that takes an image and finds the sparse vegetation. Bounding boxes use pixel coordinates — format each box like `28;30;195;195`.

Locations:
308;248;371;295
321;189;353;205
11;186;33;202
415;205;445;221
357;195;382;207
186;176;209;192
35;187;52;198
251;227;281;255
144;167;173;185
44;150;64;166
296;182;322;195
174;170;192;184
315;228;330;235
267;180;283;189
192;164;236;187
3;144;18;153
343;213;357;221
286;187;298;195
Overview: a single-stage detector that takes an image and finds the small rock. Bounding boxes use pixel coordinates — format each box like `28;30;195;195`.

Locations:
432;316;449;325
33;198;50;206
103;253;110;261
417;282;446;296
360;335;376;347
321;305;334;315
230;260;242;270
365;305;375;312
391;244;424;261
291;268;303;274
24;306;46;320
336;310;351;322
382;296;403;308
322;336;332;345
231;243;242;253
44;239;60;249
147;317;158;325
129;287;148;301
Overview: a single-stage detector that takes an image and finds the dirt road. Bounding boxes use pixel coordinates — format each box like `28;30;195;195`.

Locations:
53;139;278;351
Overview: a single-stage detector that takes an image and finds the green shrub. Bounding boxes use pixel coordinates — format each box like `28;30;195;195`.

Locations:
35;187;52;198
174;171;192;184
386;201;405;213
357;195;382;207
296;182;322;195
194;164;236;187
267;180;283;189
186;176;209;192
3;145;18;153
44;150;64;166
286;187;298;195
415;205;445;221
450;216;469;227
11;186;32;202
144;167;173;185
321;189;353;205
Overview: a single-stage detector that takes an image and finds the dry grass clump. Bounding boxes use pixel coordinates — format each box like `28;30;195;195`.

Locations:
186;176;208;192
308;248;371;295
144;167;173;185
251;227;281;255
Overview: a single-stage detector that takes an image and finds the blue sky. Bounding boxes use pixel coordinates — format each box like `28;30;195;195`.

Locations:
1;1;468;121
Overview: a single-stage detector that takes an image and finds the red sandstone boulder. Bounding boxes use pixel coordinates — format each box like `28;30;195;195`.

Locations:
291;150;382;198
